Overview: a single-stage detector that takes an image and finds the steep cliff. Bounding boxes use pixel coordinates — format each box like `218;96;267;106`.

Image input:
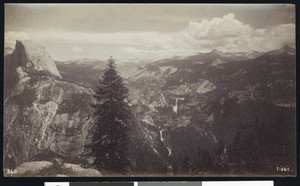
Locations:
4;41;94;168
4;40;62;99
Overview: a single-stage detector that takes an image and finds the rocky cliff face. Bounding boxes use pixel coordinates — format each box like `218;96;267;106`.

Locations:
12;40;61;78
4;41;94;168
4;40;62;99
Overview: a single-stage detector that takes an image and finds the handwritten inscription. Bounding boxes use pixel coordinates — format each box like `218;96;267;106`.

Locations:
276;166;291;172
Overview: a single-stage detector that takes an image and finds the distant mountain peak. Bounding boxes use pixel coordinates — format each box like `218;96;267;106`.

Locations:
251;50;259;53
279;44;295;53
264;45;295;56
211;49;221;54
257;45;295;60
281;44;293;49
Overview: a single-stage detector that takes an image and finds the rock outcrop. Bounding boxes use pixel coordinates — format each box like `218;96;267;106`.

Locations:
12;40;61;78
4;40;62;99
4;41;94;168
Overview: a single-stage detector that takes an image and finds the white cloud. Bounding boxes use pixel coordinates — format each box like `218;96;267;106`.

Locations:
71;46;83;52
121;47;143;54
122;13;295;57
175;13;295;52
185;13;252;40
5;13;295;60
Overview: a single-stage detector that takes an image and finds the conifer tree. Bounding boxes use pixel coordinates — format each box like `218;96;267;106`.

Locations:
91;57;131;174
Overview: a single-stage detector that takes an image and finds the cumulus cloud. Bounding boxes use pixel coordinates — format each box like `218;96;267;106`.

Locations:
166;13;295;53
124;13;295;58
5;13;295;60
185;13;252;40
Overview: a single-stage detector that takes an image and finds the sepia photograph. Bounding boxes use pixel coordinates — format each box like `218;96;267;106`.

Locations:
3;4;296;177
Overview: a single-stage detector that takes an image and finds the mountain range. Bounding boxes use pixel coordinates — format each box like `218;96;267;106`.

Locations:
3;40;296;176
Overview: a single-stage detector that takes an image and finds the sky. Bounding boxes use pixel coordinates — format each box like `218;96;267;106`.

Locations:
5;4;295;61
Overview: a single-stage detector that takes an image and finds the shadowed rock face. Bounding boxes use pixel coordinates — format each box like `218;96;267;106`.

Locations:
13;40;61;78
4;40;62;99
4;41;94;167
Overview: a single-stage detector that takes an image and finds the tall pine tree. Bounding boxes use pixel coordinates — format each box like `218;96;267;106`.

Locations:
91;57;132;174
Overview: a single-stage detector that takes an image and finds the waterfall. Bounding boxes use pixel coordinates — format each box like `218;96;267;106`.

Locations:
159;129;172;156
172;97;185;114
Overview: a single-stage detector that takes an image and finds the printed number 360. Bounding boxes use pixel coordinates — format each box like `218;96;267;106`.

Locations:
7;169;17;175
